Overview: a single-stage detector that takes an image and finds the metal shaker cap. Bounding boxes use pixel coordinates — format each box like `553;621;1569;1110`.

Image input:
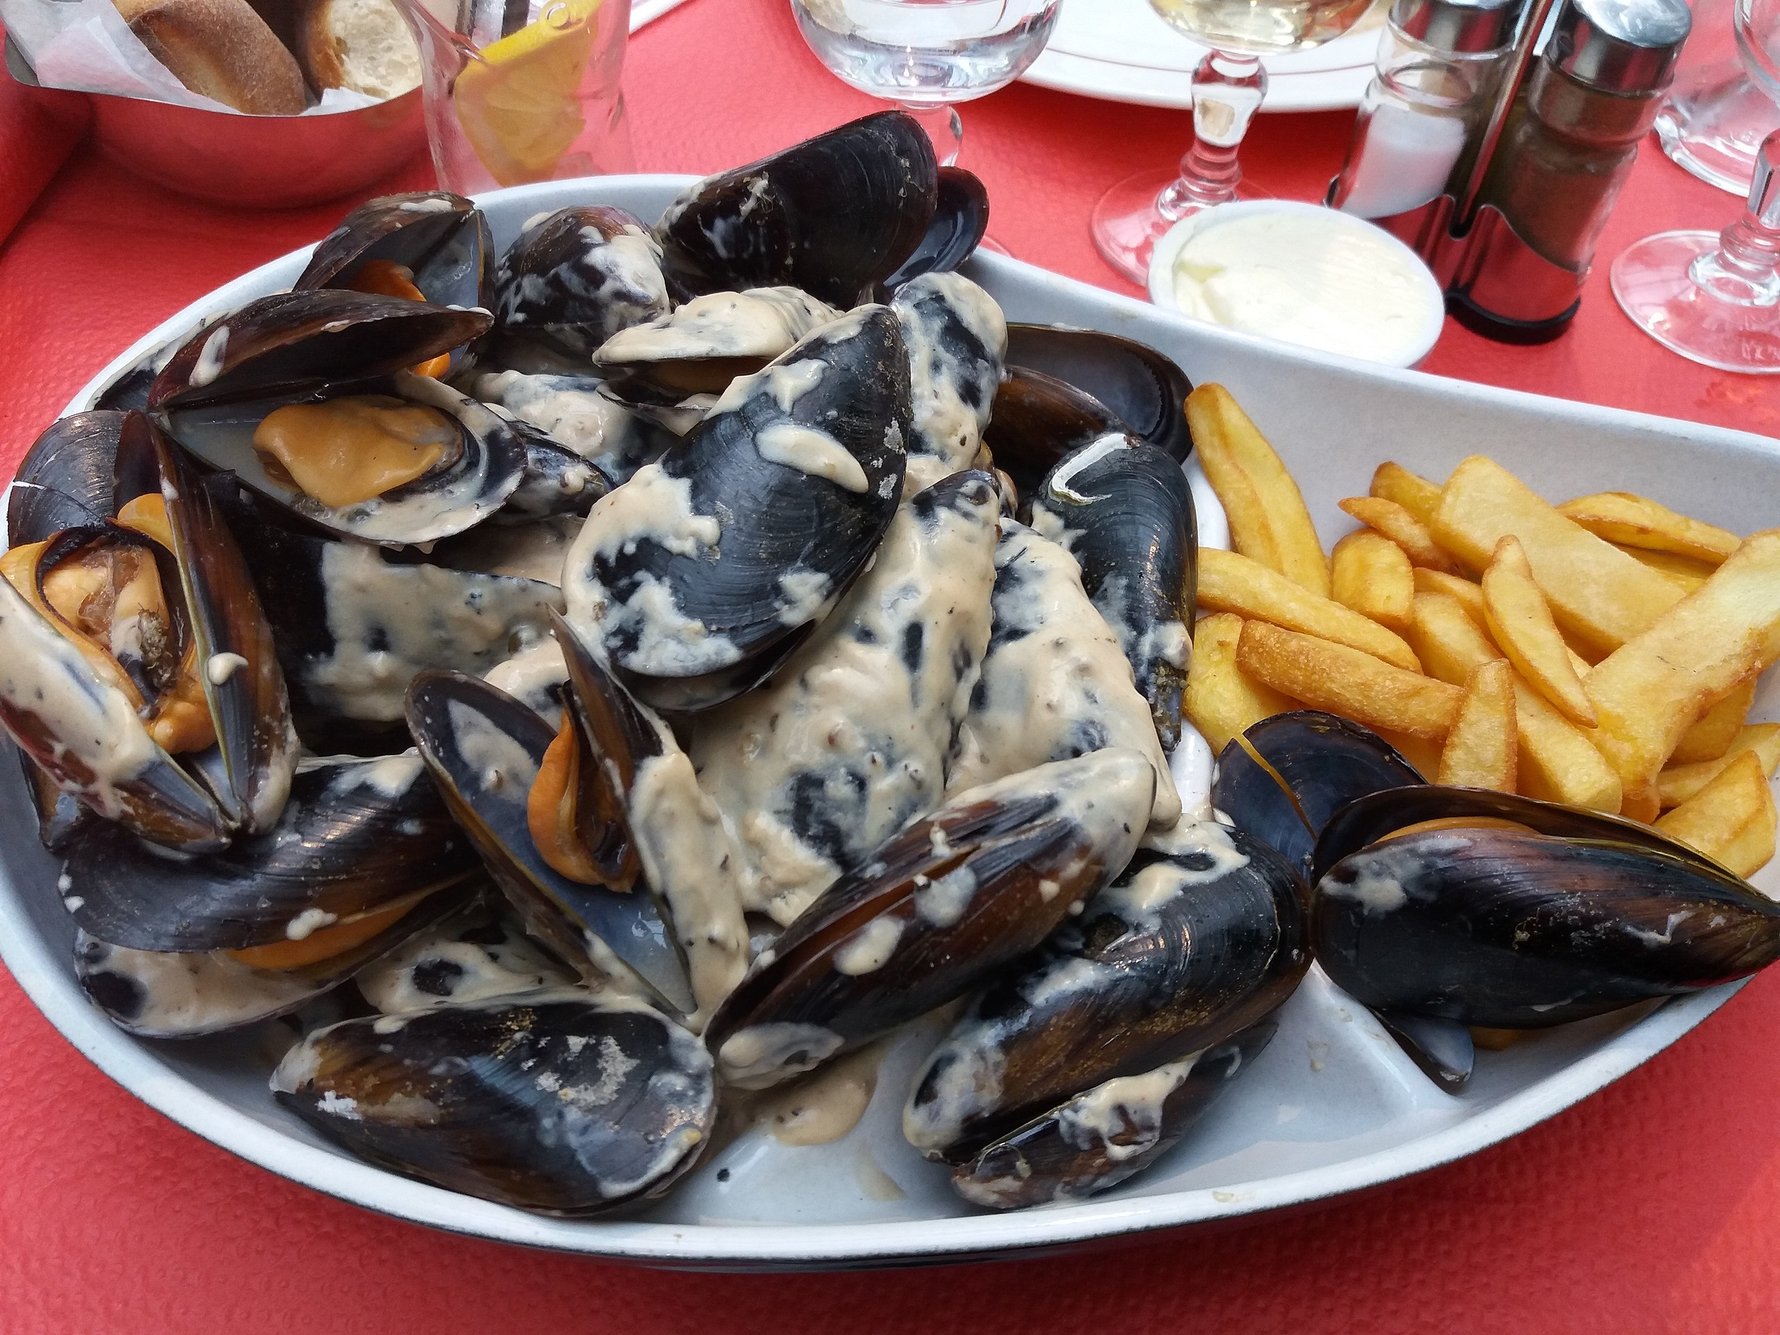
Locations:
1390;0;1523;55
1548;0;1692;93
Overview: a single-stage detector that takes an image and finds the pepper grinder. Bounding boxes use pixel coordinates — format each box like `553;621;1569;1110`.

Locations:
1331;0;1525;220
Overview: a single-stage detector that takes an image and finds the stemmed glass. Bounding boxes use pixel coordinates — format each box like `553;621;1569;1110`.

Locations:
1090;0;1379;283
1611;0;1780;373
1654;0;1778;196
788;0;1063;170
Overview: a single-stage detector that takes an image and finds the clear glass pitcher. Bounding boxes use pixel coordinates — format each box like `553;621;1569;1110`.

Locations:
392;0;637;193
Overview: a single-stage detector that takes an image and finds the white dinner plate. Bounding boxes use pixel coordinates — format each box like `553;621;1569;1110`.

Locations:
1021;0;1387;112
1;174;1777;1269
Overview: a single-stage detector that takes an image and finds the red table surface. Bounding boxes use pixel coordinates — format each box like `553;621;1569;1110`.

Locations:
3;1;1780;1330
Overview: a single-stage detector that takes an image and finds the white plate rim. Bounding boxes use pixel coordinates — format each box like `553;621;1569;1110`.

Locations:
0;172;1760;1267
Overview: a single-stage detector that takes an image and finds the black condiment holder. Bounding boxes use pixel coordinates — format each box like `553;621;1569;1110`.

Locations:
1326;0;1582;343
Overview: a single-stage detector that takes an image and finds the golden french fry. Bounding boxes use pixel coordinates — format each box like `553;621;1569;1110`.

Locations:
1183;613;1299;754
1673;678;1760;763
1613;544;1717;592
1369;462;1443;526
1338;496;1461;574
1658;724;1780;808
1438;659;1517;792
1407;592;1622;812
1235;621;1462;742
1481;535;1598;727
1558;491;1740;565
1654;751;1778;879
1186;385;1330;597
1432;456;1684;655
1197;547;1422;672
1377;728;1446;778
1412;567;1487;625
1330;530;1414;634
1585;530;1780;822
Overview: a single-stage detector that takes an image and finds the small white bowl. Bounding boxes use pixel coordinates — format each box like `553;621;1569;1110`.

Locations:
1145;199;1446;369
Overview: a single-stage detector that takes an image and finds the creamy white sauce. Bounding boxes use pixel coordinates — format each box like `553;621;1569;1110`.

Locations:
748;1039;885;1146
595;290;836;367
891;273;1007;474
189;325;229;388
468;370;663;481
832;915;906;975
755;423;869;493
717;1021;844;1090
76;935;318;1037
355;913;578;1013
447;698;539;794
205;652;249;686
483;639;568;721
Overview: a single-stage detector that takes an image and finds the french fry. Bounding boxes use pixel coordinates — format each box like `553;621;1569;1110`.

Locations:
1186;385;1330;597
1235;621;1462;742
1658;724;1780;808
1481;536;1598;726
1407;592;1622;812
1585;530;1780;821
1654;752;1778;879
1197;547;1422;672
1330;531;1414;634
1183;613;1300;754
1557;491;1740;565
1369;462;1443;526
1614;544;1717;592
1437;659;1517;791
1412;567;1487;624
1673;678;1760;763
1377;728;1445;778
1432;456;1684;654
1338;496;1461;574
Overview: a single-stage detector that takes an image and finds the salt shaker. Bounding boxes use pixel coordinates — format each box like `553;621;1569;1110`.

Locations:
1331;0;1524;219
1473;0;1692;273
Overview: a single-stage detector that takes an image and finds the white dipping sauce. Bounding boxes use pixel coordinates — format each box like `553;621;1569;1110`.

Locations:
1165;208;1439;365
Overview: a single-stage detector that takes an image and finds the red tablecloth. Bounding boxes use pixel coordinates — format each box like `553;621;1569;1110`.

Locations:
2;1;1779;1329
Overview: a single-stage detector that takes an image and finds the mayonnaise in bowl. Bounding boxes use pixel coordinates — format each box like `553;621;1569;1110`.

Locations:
1145;201;1446;368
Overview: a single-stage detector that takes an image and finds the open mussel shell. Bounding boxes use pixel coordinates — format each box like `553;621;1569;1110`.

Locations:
1030;434;1196;750
147;290;491;410
272;993;717;1216
353;899;579;1015
403;668;690;1015
8;410;123;542
505;424;613;520
654;111;939;307
62;753;477;952
493;206;670;358
1310;786;1780;1030
903;821;1306;1162
1213;711;1425;873
1004;324;1195;462
75;887;470;1038
296;191;494;317
883;167;991;292
705;748;1157;1090
949;1023;1277;1210
563;306;910;712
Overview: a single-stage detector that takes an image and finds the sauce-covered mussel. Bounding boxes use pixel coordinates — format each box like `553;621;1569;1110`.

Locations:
881;166;991;291
891;272;1005;485
492;206;670;360
272;993;717;1216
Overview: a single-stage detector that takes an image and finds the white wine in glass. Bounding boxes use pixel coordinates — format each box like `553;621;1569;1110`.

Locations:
1091;0;1379;283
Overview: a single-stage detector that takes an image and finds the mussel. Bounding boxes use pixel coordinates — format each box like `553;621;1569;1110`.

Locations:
492;206;670;359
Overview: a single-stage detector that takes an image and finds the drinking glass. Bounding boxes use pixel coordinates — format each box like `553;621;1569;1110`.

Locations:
1090;0;1380;283
788;0;1063;169
1654;0;1779;195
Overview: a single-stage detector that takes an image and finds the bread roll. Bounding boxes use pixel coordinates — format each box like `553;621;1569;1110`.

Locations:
110;0;310;115
298;0;424;100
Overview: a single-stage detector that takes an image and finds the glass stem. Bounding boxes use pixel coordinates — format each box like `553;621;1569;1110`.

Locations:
1161;49;1266;219
1691;132;1780;308
899;103;964;168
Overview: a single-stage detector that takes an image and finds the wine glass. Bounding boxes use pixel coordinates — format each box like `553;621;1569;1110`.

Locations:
1610;0;1780;373
1655;0;1779;196
1090;0;1380;283
789;0;1063;170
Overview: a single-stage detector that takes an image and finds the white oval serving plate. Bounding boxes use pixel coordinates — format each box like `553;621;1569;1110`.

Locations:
1;175;1776;1270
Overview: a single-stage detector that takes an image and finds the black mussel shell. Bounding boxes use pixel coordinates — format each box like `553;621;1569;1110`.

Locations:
465;367;677;487
63;753;476;952
493;206;670;358
1214;711;1425;874
904;822;1306;1162
654;111;938;307
1031;435;1196;749
883;167;991;291
1311;786;1780;1029
352;899;579;1015
563;306;909;712
1003;325;1194;463
272;995;717;1216
9;410;122;542
297;191;494;316
705;749;1156;1090
950;1024;1276;1210
147;290;491;410
983;366;1128;500
505;422;612;520
403;668;690;1015
890;272;1005;476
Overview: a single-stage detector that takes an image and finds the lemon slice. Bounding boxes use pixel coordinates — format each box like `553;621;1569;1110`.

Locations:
452;0;604;188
